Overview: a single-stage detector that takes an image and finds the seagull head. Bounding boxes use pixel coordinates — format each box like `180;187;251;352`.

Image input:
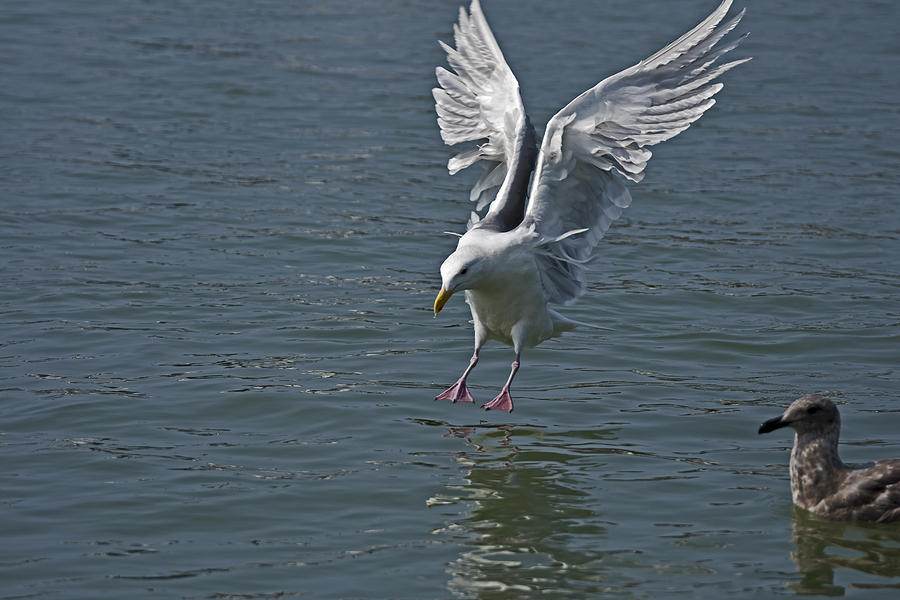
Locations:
758;394;841;436
433;244;487;315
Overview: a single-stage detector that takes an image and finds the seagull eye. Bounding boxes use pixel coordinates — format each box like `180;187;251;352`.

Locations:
807;406;820;415
460;267;469;275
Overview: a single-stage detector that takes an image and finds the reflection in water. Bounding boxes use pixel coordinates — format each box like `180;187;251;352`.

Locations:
789;507;900;595
423;421;651;596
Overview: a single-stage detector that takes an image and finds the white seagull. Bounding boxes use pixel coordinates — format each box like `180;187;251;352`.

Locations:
432;0;750;412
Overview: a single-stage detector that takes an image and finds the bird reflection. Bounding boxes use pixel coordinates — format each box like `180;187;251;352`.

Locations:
429;421;626;596
789;506;900;595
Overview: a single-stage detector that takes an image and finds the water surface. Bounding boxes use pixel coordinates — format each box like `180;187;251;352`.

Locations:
2;0;899;598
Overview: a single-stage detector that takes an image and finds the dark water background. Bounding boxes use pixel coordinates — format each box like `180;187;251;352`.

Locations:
2;0;899;597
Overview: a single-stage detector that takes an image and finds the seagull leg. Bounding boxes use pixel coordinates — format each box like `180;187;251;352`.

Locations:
482;354;520;413
436;351;478;404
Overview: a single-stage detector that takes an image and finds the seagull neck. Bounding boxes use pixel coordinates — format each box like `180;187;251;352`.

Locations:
789;429;847;507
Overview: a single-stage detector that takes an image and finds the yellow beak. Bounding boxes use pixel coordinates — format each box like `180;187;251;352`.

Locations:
433;286;453;315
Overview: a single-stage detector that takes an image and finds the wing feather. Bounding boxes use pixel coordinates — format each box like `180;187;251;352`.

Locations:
832;460;900;522
433;0;536;228
522;0;749;304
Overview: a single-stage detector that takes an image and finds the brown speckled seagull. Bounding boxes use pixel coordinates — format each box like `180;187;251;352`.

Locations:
758;395;900;523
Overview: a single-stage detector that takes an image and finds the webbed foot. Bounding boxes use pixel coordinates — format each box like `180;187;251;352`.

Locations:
482;388;513;412
436;378;475;404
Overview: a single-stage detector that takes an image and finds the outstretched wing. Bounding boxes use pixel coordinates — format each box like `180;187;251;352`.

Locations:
434;0;537;230
522;0;750;304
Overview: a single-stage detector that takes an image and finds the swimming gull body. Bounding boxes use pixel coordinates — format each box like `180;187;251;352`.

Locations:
431;0;749;411
758;395;900;523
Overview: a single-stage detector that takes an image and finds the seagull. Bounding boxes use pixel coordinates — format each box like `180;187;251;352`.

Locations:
431;0;749;412
758;395;900;523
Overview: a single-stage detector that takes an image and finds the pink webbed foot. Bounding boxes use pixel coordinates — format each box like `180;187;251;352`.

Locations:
435;379;475;404
482;388;514;412
482;358;519;412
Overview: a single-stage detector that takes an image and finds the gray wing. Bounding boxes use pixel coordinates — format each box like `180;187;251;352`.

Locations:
522;0;749;304
433;0;536;231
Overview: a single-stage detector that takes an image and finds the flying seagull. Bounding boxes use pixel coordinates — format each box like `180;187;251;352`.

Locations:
432;0;749;411
758;395;900;523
